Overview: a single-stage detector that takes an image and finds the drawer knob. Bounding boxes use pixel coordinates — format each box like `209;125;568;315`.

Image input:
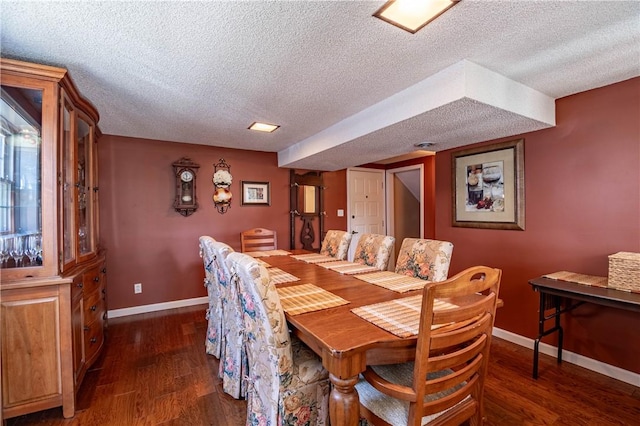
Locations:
94;276;100;282
90;305;97;311
90;337;97;344
77;283;83;288
101;267;107;274
84;325;90;332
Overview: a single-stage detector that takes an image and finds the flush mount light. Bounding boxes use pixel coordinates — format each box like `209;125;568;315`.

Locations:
374;0;459;34
248;122;279;133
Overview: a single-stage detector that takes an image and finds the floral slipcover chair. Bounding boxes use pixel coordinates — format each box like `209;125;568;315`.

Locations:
319;230;352;260
199;236;222;358
352;233;396;271
225;252;330;426
211;241;248;399
394;238;454;282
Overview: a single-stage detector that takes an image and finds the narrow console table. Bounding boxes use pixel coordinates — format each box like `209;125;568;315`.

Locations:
528;275;640;379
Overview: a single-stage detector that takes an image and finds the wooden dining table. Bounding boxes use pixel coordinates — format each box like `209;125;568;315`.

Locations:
262;252;446;426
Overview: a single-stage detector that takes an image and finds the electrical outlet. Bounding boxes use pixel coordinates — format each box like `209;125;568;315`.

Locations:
134;283;142;294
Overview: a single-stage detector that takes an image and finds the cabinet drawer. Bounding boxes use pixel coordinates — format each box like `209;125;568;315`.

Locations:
83;290;102;322
83;268;102;294
84;323;104;363
71;276;84;300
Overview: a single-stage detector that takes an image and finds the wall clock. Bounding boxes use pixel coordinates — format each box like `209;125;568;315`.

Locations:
172;157;200;216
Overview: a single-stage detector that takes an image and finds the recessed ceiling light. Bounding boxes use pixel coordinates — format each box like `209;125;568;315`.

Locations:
248;122;279;133
374;0;459;34
414;142;435;148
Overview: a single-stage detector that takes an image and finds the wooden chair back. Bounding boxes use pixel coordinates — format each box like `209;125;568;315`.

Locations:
240;228;277;252
359;265;502;425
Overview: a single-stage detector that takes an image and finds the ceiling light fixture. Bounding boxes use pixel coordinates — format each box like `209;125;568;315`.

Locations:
373;0;459;34
414;142;435;148
248;122;279;133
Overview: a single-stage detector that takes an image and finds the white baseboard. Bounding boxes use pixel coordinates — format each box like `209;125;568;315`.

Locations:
106;303;638;387
493;327;640;387
107;296;208;319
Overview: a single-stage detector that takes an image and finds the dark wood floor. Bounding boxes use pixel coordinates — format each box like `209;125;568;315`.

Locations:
5;305;639;425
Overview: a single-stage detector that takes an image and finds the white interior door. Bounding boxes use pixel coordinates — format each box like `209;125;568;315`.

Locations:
347;168;386;261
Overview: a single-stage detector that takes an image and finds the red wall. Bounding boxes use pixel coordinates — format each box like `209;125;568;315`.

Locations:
435;77;640;373
323;170;348;232
98;136;291;310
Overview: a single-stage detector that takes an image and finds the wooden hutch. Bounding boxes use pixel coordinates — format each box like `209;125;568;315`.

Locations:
0;59;106;420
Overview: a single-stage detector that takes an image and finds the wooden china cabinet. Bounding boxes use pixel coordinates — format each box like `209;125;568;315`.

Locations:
0;59;107;420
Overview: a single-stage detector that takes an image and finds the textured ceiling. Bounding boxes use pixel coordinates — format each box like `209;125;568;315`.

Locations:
1;1;638;171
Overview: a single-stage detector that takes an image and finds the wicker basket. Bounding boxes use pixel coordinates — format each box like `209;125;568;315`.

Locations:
607;252;640;293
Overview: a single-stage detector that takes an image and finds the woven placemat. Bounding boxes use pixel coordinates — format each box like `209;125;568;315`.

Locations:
317;260;379;275
317;260;352;269
351;296;458;338
246;249;291;258
542;271;608;288
268;267;300;285
354;271;428;293
290;253;342;264
277;283;349;315
331;264;380;275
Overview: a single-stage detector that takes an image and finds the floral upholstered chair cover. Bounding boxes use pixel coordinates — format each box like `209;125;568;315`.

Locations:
225;252;330;426
199;236;222;358
211;241;248;399
394;238;454;282
319;230;352;260
353;233;396;271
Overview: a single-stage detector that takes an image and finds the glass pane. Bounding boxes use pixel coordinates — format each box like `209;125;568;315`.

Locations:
0;86;43;269
62;100;75;264
77;116;93;255
302;185;316;214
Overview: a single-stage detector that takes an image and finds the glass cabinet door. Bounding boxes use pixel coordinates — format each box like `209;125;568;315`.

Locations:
1;61;99;281
76;114;95;259
0;85;44;272
61;96;76;269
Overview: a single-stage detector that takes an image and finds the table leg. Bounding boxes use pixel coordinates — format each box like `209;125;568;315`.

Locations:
329;373;360;426
533;292;565;379
555;297;564;365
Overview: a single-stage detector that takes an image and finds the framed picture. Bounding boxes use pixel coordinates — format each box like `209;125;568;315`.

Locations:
452;139;525;230
241;181;270;206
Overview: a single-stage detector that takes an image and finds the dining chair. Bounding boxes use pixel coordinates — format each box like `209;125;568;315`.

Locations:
240;227;277;252
352;233;396;271
198;236;222;358
225;252;330;425
394;238;454;282
320;229;352;260
210;241;248;399
356;265;502;426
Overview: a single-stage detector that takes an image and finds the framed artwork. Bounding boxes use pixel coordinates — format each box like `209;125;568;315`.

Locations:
241;181;270;206
452;139;525;230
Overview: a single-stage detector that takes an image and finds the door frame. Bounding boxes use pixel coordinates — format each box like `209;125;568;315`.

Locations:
385;164;424;242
